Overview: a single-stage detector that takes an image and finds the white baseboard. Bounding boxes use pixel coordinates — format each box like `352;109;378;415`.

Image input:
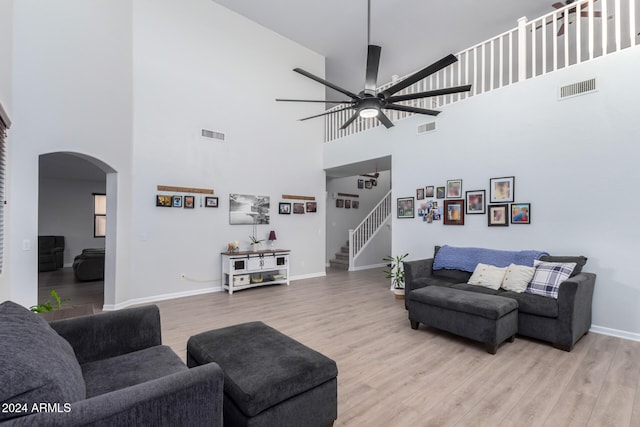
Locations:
349;262;387;272
102;286;223;311
590;325;640;342
290;271;326;281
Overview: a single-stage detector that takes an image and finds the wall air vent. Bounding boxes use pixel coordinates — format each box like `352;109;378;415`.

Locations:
417;121;436;135
201;129;225;141
559;78;597;100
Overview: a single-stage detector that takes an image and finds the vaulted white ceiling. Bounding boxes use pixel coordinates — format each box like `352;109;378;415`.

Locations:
212;0;556;96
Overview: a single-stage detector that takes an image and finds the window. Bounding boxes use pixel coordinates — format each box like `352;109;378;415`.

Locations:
0;102;10;274
93;193;106;238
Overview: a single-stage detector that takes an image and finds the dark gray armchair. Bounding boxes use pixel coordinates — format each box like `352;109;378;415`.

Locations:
0;302;223;426
38;235;65;272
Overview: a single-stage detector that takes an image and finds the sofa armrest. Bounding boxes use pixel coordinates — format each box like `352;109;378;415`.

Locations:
3;363;224;427
403;259;435;309
555;272;597;350
50;305;162;364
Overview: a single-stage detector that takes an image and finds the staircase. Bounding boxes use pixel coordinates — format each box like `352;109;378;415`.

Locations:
329;241;350;270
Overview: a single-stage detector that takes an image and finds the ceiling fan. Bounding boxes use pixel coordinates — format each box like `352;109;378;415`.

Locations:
552;0;602;36
276;0;471;130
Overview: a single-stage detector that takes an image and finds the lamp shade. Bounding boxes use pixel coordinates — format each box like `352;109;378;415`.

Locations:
268;230;277;241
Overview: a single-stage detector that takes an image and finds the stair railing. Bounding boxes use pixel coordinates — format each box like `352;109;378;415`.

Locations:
348;190;392;270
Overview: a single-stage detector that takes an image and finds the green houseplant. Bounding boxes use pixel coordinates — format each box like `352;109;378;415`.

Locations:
249;235;262;252
383;253;408;299
30;290;64;313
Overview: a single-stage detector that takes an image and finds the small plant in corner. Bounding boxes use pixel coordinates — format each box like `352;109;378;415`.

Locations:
383;253;409;290
30;290;66;313
249;236;262;246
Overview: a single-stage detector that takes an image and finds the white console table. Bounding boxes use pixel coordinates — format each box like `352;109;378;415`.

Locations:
221;249;290;294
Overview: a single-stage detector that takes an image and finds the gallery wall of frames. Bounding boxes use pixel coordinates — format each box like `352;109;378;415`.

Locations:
398;176;530;227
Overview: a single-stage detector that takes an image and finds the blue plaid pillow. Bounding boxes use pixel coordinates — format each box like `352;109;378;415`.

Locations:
526;260;576;299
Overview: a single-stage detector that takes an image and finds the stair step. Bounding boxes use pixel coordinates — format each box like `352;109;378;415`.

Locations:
340;246;349;254
329;259;349;270
335;252;348;261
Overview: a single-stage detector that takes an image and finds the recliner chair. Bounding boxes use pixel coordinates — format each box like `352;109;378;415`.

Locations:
38;236;65;272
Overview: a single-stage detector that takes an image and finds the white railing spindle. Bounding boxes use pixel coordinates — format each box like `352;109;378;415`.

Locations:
348;190;392;270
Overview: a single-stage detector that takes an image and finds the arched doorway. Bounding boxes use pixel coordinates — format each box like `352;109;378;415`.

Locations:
38;152;117;311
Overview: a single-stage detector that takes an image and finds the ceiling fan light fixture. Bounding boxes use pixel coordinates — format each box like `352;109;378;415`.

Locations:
359;107;379;118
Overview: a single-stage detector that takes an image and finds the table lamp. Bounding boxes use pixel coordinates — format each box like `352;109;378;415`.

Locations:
268;230;277;248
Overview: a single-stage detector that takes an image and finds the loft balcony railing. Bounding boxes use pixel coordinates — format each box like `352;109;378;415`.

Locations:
325;0;639;142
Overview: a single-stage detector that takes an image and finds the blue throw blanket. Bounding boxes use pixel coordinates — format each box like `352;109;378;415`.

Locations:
433;245;549;272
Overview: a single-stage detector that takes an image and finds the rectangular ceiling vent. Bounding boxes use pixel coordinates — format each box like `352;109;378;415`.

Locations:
201;129;225;141
417;121;436;135
559;78;597;100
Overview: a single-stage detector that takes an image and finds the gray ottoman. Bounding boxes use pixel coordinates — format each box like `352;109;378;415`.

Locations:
187;321;337;427
408;286;518;354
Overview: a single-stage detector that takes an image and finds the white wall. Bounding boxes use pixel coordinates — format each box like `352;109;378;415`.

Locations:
125;0;326;303
326;171;391;266
326;46;640;337
0;0;13;302
6;0;134;307
38;178;106;265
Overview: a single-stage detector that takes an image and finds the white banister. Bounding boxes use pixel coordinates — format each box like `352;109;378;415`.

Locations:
348;190;392;270
323;0;640;142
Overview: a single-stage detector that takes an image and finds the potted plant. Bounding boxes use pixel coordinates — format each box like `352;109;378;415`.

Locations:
249;235;262;252
383;253;408;299
30;290;93;321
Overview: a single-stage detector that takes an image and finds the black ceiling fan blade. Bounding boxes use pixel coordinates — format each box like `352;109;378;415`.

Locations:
384;103;441;116
276;98;353;104
298;106;352;122
385;85;472;103
379;54;458;99
293;68;360;100
339;112;360;130
377;111;394;128
364;45;382;92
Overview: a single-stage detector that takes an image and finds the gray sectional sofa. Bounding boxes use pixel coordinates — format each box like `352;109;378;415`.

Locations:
0;301;224;426
404;246;597;351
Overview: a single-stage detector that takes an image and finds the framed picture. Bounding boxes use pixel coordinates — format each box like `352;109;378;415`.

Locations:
425;186;435;197
488;204;509;226
336;199;344;208
156;195;172;207
184;196;195;209
205;196;218;208
416;188;425;200
511;203;531;224
443;199;465;225
465;190;486;215
357;179;364;189
365;180;373;189
397;197;414;219
436;186;445;199
306;202;317;213
172;195;182;208
293;203;305;214
229;194;270;224
490;176;515;203
279;202;291;214
352;201;359;209
345;200;351;209
446;179;462;198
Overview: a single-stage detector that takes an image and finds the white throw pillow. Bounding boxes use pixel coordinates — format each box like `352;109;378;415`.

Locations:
467;263;507;290
501;263;536;293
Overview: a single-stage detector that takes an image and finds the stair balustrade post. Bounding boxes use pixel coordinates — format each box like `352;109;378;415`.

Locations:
348;229;355;271
517;16;528;82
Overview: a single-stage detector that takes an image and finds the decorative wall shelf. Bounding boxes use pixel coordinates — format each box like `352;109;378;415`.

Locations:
282;194;315;201
157;185;213;194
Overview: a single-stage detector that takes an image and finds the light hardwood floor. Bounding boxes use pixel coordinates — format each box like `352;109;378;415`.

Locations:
151;267;640;427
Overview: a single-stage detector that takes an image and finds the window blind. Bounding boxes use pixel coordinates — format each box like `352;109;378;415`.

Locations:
0;102;11;274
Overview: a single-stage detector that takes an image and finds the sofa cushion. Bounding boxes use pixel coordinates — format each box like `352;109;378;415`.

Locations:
539;255;587;277
451;283;504;295
0;301;86;421
467;263;507;290
81;345;188;398
500;291;559;318
415;276;459;289
432;269;473;283
526;260;576;299
501;264;536;293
